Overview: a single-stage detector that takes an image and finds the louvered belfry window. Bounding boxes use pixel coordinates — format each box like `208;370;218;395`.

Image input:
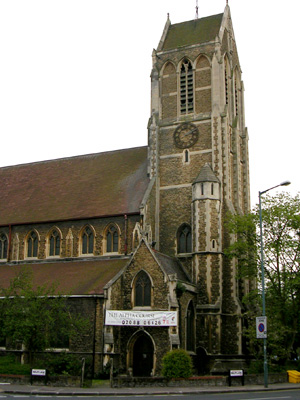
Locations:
180;60;194;114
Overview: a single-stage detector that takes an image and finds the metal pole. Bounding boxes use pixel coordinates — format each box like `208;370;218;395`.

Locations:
259;191;268;388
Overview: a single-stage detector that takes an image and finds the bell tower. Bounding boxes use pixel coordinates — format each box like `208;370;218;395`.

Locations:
147;4;250;367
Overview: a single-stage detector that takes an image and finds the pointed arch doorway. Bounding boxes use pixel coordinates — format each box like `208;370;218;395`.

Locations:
132;333;154;377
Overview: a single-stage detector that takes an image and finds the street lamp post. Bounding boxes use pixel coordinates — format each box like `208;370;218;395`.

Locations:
258;180;291;388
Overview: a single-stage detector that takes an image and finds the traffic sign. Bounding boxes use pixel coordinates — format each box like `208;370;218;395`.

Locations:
256;316;267;339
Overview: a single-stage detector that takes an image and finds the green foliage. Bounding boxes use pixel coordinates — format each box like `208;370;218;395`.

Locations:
225;212;258;279
0;267;90;364
0;355;31;375
175;282;187;298
41;353;85;376
0;354;92;377
226;192;300;365
161;349;193;379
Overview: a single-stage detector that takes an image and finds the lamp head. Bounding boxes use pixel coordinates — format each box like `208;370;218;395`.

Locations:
280;181;291;187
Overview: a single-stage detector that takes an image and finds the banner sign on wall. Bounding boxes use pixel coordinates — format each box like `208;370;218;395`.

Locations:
105;310;177;327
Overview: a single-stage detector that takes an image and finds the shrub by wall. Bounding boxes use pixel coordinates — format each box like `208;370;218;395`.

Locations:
161;349;192;379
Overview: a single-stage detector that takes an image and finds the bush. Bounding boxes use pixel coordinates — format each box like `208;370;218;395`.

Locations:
0;355;31;375
161;349;192;379
44;353;83;376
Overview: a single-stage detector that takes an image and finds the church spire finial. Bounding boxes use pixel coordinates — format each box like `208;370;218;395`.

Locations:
195;0;199;19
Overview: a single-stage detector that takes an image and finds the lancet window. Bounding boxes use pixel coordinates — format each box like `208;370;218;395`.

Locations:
106;225;119;253
177;224;192;254
134;271;151;307
49;229;61;257
0;233;8;259
27;231;38;258
82;226;94;254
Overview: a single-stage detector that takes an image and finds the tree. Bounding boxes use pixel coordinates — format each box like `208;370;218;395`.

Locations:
0;267;89;364
226;192;300;365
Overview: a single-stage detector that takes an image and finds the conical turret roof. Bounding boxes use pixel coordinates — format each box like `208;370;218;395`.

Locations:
193;163;220;184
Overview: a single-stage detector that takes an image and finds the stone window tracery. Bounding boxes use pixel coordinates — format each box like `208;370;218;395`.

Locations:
49;229;61;257
106;225;119;253
81;226;94;255
0;233;8;259
27;231;38;258
177;224;192;254
134;270;151;307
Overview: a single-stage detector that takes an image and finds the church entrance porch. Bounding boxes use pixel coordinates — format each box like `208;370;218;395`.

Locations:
128;332;154;377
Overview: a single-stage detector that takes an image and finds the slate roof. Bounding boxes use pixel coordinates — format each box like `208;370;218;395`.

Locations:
0;147;149;226
153;251;191;283
162;13;223;50
0;258;129;295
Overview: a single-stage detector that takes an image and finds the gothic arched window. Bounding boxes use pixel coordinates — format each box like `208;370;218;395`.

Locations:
27;231;38;258
177;224;192;254
0;233;8;259
186;301;195;351
134;271;151;307
49;229;61;257
81;226;94;254
180;59;193;114
106;225;119;253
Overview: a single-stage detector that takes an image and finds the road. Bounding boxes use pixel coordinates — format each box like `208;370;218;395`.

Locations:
1;390;300;400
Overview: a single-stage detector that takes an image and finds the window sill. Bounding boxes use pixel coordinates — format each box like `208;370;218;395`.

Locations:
45;348;70;352
177;253;193;258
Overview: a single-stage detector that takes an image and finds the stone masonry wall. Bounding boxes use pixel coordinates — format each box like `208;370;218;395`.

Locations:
7;215;140;262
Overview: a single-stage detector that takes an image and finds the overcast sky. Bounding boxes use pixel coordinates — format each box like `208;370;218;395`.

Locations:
0;0;299;206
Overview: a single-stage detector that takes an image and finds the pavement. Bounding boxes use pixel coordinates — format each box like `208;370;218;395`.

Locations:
1;382;300;396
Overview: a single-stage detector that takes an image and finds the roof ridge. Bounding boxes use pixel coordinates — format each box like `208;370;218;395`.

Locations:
0;145;148;170
169;12;224;28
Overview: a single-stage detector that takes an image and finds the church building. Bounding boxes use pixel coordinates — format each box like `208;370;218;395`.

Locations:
0;5;250;376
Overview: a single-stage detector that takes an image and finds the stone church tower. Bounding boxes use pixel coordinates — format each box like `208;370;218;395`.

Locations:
146;5;250;366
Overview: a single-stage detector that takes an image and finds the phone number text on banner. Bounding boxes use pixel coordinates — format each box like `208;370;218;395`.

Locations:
105;310;177;327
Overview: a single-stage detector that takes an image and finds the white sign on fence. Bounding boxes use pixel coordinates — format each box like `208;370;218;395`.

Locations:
105;310;177;327
31;369;46;376
230;370;243;377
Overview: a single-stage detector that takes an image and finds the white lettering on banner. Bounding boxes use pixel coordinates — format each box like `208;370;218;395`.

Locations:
105;310;177;327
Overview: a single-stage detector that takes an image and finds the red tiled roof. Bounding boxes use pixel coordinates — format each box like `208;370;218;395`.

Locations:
0;147;149;226
0;258;129;295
